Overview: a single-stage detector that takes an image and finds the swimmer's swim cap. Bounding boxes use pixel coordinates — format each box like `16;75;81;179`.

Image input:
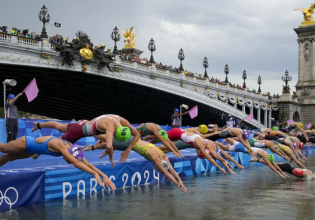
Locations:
298;122;303;128
267;154;274;163
116;126;131;142
312;129;315;131
199;124;208;134
198;148;210;159
260;128;265;133
242;129;250;139
293;142;298;149
272;126;278;131
161;159;169;170
68;144;84;161
299;142;304;149
157;130;168;142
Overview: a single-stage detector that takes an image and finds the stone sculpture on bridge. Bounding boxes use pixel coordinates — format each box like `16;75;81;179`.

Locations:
54;31;114;72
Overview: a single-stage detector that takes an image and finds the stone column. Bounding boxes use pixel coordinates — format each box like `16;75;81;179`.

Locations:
257;108;261;123
250;106;253;115
311;37;315;83
268;110;272;128
297;39;304;84
264;110;268;127
242;105;245;113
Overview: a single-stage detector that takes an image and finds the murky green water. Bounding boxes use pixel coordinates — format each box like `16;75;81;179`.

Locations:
2;159;315;220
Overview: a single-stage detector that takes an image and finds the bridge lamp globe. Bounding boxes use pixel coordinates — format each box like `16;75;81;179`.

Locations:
203;57;209;78
242;70;247;89
224;64;229;83
178;48;185;71
111;26;120;55
258;75;262;93
148;38;156;64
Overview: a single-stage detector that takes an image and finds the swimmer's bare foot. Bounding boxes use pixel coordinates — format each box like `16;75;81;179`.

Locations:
31;122;39;133
83;144;93;151
32;154;40;160
99;150;108;159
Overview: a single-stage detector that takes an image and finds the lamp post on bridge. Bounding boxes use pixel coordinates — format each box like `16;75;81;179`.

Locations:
203;57;209;78
242;70;247;89
111;26;120;55
178;48;185;72
148;38;156;64
281;70;292;93
38;5;50;39
224;64;229;83
258;75;262;93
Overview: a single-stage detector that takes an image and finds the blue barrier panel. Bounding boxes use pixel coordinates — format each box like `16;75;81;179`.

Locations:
0;170;45;210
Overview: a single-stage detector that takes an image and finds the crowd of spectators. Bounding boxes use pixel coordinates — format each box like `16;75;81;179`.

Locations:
49;34;64;44
119;53;151;65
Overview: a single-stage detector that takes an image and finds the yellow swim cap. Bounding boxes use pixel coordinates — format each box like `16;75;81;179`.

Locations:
312;129;315;131
199;124;208;134
298;122;303;128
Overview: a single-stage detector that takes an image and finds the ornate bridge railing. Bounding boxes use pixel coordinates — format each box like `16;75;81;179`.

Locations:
0;35;278;128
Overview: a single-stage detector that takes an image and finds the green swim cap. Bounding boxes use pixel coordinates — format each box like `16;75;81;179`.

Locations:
157;130;168;142
267;154;274;163
116;126;131;142
272;126;278;131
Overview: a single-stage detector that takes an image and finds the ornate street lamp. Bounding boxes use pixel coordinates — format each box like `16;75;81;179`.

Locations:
111;26;120;55
242;70;247;89
148;38;156;64
38;5;50;39
203;57;209;78
224;64;229;83
258;75;262;93
54;22;61;28
281;70;292;93
178;48;185;71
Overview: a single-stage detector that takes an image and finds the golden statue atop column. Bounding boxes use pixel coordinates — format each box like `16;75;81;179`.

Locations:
121;27;138;49
294;3;315;26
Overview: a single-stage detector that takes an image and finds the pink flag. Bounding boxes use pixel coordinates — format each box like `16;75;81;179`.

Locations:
307;123;312;129
189;105;198;119
246;113;254;122
287;118;294;125
24;78;39;102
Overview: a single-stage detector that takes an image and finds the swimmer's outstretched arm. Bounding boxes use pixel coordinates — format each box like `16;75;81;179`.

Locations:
255;159;289;178
285;139;302;161
94;134;115;168
256;154;286;178
120;124;141;163
153;155;187;193
163;156;187;193
218;148;245;169
167;139;185;158
201;131;221;139
202;145;228;174
250;131;265;139
59;144;115;189
81;158;117;190
235;134;255;158
210;149;236;175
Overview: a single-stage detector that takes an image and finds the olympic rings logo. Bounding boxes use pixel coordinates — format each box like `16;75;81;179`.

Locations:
0;187;19;209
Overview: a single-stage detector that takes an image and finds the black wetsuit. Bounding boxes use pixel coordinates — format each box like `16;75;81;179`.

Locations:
297;136;315;143
208;128;235;141
277;163;295;175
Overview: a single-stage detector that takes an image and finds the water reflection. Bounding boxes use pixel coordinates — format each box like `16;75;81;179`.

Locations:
2;159;315;220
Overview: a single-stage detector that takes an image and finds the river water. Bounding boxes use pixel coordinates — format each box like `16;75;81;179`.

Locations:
1;159;315;220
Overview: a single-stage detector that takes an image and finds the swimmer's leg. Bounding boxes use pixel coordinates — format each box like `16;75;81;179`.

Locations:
32;121;68;133
0;153;33;167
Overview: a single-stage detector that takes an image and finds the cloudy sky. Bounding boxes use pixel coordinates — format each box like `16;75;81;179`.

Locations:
1;0;311;95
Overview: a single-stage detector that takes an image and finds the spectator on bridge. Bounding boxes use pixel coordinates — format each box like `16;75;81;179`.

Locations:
35;34;40;40
225;114;235;128
5;92;23;142
11;27;17;35
171;108;188;128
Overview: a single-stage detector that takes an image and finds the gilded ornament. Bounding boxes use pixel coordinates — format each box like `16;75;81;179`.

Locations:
18;57;20;60
41;54;50;58
38;60;40;62
294;3;315;26
7;55;9;58
82;65;88;72
114;67;121;71
80;44;93;60
193;86;197;91
120;27;138;49
151;75;157;79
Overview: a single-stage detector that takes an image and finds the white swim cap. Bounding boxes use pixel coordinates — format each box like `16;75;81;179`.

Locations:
161;160;169;170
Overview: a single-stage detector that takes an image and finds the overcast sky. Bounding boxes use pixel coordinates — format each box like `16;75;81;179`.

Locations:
1;0;311;95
